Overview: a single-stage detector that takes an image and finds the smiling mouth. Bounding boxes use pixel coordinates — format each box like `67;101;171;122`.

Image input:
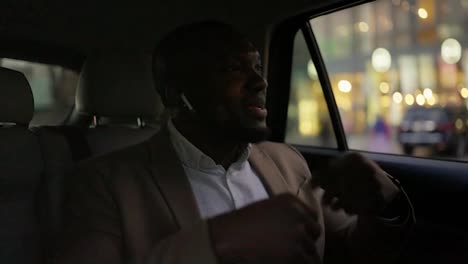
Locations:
247;102;265;109
245;96;265;108
245;102;267;119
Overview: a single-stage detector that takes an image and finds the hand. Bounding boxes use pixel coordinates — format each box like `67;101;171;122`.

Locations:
317;152;400;216
208;193;322;264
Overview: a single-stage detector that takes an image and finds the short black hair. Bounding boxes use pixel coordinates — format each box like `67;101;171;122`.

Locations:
152;20;250;107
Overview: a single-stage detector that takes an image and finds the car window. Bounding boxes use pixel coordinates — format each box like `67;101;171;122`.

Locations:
307;0;468;161
1;58;79;126
285;30;337;148
403;107;447;122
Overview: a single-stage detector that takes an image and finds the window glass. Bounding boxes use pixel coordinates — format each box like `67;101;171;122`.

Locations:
310;0;468;161
1;58;79;126
285;30;337;148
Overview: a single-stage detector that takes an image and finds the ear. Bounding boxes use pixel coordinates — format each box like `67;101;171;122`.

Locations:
163;85;180;109
164;78;191;111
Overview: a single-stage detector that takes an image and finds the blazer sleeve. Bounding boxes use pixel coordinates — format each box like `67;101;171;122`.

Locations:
56;164;219;264
292;151;414;264
318;185;414;264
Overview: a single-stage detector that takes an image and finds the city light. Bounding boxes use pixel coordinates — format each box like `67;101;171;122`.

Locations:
416;94;425;106
379;82;390;94
298;100;318;136
382;96;392;108
456;119;464;130
405;94;415;106
302;0;468;145
427;96;436;106
461;87;468;98
358;22;369;32
423;88;433;99
299;121;313;135
372;48;392;73
401;1;410;11
441;38;462;64
338;80;352;93
393;92;403;104
418;8;428;19
307;59;318;80
462;0;468;8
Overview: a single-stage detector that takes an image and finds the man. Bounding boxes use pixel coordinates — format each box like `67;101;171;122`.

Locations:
58;21;414;264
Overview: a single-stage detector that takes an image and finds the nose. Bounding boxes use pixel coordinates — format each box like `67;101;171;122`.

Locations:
248;70;268;93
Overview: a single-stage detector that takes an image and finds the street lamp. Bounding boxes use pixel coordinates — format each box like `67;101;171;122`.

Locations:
307;59;318;80
338;80;352;93
441;38;462;65
393;92;403;104
372;48;392;73
418;8;428;19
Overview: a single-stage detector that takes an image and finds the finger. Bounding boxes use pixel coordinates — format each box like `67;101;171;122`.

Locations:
316;170;344;199
287;196;319;221
327;197;358;215
315;168;339;192
322;191;340;205
324;195;358;214
291;223;322;264
299;242;322;264
329;197;342;211
273;194;320;224
303;220;322;240
333;199;357;215
343;152;382;182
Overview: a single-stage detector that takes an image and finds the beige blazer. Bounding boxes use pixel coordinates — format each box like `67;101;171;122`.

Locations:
57;127;412;264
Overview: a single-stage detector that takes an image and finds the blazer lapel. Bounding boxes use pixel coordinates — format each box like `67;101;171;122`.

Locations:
145;128;290;228
147;126;201;229
249;144;289;196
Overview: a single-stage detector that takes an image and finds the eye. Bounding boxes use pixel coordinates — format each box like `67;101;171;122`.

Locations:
255;64;264;73
224;64;241;72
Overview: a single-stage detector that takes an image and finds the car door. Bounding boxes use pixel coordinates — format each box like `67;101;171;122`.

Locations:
266;0;468;263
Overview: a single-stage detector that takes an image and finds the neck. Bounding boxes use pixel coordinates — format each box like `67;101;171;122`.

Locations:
173;116;247;169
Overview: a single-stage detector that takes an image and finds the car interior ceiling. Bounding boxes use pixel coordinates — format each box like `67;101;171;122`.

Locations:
1;0;468;263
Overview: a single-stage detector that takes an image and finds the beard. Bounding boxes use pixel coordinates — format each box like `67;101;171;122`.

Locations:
194;103;271;143
215;113;271;143
224;105;271;143
228;124;271;143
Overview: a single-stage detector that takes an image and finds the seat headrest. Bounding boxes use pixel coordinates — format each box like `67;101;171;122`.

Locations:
75;53;163;120
0;67;34;125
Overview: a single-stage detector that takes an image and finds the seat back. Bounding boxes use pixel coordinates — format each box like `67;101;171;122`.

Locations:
0;67;43;264
73;52;163;156
33;53;164;261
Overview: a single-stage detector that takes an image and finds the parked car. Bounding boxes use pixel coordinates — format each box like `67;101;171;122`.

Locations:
398;106;468;156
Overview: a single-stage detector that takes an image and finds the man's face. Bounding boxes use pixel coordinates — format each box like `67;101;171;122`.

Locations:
184;35;269;142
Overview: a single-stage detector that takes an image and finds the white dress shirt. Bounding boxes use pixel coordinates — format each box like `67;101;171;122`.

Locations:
167;120;269;219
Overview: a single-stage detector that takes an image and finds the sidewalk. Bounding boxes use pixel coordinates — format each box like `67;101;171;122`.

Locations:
347;134;402;154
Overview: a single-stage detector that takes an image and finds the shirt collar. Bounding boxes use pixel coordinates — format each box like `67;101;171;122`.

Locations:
167;119;251;171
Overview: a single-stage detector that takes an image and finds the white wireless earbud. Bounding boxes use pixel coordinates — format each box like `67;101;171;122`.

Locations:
180;93;195;112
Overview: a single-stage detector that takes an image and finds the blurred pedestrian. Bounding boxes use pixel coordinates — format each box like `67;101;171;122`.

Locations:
369;114;391;152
